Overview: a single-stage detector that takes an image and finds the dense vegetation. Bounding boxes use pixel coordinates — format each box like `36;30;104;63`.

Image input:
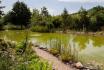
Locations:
0;0;104;70
0;1;104;32
0;38;52;70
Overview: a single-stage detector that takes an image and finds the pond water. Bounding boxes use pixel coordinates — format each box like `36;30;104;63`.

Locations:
0;30;104;68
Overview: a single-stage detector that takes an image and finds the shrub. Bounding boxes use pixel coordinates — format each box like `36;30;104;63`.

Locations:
0;39;15;70
0;38;52;70
31;25;49;32
15;38;52;70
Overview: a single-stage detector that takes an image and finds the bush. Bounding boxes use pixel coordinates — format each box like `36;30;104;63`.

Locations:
0;39;15;70
31;25;49;32
3;24;25;30
15;38;52;70
0;38;52;70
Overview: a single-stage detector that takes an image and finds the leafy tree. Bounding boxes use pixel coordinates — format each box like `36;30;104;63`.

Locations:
61;8;71;32
0;1;5;29
5;1;31;29
88;6;104;31
31;7;53;32
0;1;4;18
40;7;53;31
90;11;104;31
41;6;49;17
70;15;80;31
79;7;89;32
31;9;41;25
52;16;62;28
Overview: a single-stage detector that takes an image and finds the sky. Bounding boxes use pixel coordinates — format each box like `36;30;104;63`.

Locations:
1;0;104;15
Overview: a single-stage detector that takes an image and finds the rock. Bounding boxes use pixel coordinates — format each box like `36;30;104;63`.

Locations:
75;62;83;69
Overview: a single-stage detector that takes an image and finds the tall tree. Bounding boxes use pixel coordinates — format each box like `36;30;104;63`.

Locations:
41;6;49;17
31;9;40;25
79;7;89;32
61;8;71;32
0;1;5;29
0;1;4;18
6;1;31;29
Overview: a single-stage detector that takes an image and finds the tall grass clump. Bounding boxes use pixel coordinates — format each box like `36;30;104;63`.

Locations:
48;38;61;56
60;42;79;62
60;44;72;62
47;37;79;63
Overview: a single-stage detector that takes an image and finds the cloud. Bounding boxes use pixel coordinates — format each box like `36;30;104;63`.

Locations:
57;0;104;2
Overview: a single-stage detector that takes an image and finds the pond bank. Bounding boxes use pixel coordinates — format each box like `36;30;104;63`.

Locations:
33;47;74;70
33;47;100;70
56;31;104;36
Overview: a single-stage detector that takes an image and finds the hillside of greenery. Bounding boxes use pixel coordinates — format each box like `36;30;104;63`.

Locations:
0;1;104;32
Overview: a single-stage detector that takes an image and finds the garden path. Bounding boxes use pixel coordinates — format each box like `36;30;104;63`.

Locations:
33;47;75;70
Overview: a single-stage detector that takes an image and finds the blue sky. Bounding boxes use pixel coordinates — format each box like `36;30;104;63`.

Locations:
1;0;104;15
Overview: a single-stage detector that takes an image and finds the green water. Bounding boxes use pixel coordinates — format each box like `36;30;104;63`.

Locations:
0;30;104;69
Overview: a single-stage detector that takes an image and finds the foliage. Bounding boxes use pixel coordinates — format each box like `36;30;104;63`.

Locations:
0;1;5;18
49;39;61;55
31;6;53;32
4;1;31;29
0;37;52;70
60;46;72;62
2;2;104;32
61;8;72;31
47;38;78;62
31;25;49;32
78;7;90;31
0;1;5;30
52;16;62;28
15;35;52;70
0;39;16;70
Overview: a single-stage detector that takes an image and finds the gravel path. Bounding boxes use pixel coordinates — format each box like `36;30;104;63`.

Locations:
33;47;75;70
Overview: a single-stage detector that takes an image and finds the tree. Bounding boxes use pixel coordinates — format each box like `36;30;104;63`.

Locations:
52;16;62;28
31;8;40;25
70;15;80;31
0;1;5;18
90;11;104;31
79;7;89;32
6;1;31;29
0;1;5;29
61;8;71;32
41;6;49;17
40;6;53;31
87;6;104;31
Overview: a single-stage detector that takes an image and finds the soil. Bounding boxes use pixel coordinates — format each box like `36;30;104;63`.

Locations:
33;47;75;70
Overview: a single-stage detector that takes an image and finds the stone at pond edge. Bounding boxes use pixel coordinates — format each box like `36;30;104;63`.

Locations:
75;62;84;69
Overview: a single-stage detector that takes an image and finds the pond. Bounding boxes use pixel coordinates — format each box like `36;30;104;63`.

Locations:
0;30;104;69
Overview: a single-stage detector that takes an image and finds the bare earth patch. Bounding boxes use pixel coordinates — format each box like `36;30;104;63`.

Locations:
33;47;75;70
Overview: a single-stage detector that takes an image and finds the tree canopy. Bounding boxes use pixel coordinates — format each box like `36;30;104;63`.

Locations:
2;2;104;32
5;1;31;29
